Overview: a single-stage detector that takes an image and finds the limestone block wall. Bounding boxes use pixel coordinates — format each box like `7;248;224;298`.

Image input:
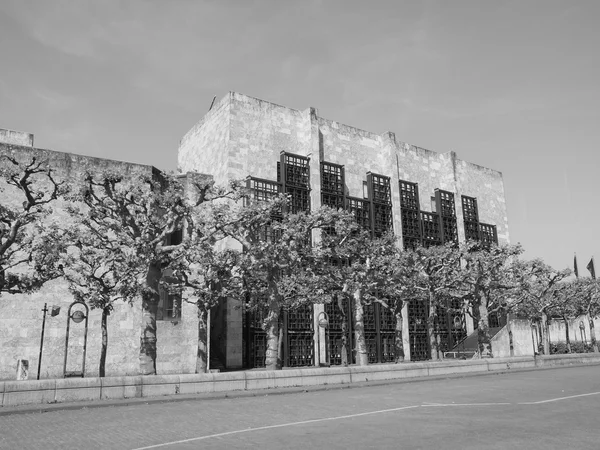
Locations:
0;128;34;147
0;143;200;380
178;94;231;184
547;316;600;348
454;159;509;244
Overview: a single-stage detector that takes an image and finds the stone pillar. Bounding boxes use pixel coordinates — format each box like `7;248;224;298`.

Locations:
402;303;411;361
225;298;243;369
466;307;475;335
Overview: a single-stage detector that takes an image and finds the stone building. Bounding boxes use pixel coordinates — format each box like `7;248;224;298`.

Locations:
179;92;510;369
0;91;511;380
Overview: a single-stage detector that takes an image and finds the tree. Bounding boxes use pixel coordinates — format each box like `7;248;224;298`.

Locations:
0;150;67;295
168;241;242;373
458;243;523;357
398;243;463;361
59;220;141;377
70;169;203;375
571;277;600;353
316;209;400;366
513;260;571;355
211;196;347;370
550;279;587;353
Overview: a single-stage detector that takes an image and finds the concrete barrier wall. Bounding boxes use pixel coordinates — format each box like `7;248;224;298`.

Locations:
2;354;600;408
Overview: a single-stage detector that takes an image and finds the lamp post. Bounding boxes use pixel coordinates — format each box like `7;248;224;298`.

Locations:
37;303;61;380
317;311;330;367
579;321;587;346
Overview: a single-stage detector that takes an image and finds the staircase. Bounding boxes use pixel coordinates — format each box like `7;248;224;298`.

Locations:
444;327;504;359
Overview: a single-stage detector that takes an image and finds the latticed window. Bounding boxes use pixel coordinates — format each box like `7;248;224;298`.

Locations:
421;211;441;247
400;181;420;210
399;180;421;249
246;177;280;203
321;162;344;194
369;173;392;204
282;153;310;188
321;161;345;213
462;196;480;242
347;197;371;230
373;203;393;237
462;196;478;222
435;189;458;244
479;223;498;247
368;173;392;237
280;152;310;214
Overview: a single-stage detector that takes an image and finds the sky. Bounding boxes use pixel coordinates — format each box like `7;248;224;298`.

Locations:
1;0;598;272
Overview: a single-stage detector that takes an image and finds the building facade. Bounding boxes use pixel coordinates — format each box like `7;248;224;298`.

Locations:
179;92;510;369
1;91;512;380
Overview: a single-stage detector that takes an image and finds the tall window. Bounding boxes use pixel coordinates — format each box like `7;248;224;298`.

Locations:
399;180;422;250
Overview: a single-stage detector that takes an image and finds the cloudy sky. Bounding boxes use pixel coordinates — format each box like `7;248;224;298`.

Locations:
1;0;598;271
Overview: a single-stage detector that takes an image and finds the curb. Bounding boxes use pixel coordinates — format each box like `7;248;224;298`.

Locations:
1;354;599;415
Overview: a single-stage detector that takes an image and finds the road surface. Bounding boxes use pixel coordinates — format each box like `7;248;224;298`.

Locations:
1;365;599;449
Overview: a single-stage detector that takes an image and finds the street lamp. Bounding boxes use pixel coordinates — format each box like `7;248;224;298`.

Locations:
38;304;61;380
579;321;587;346
317;311;330;367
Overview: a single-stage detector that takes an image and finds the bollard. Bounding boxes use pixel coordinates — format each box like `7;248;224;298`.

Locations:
16;359;29;380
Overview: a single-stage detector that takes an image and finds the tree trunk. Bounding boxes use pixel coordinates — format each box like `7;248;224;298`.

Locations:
563;315;572;353
196;306;208;373
428;291;440;360
99;307;109;378
264;280;281;370
354;289;368;366
139;262;161;375
588;315;598;353
477;298;493;357
394;301;405;363
541;311;550;355
337;295;349;366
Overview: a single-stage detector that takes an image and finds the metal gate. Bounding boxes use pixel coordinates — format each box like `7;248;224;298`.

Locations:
364;303;397;363
285;304;314;367
408;299;429;361
244;307;268;369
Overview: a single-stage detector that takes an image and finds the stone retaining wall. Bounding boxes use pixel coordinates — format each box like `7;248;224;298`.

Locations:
2;354;599;408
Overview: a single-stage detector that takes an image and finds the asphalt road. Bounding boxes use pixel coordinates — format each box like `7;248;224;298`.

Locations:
1;365;599;450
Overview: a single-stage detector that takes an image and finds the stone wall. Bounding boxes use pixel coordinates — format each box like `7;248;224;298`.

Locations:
0;128;34;147
0;142;200;380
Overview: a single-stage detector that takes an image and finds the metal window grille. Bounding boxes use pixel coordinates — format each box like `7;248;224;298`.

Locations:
421;211;442;247
286;304;314;367
367;173;392;237
280;153;310;214
369;173;392;204
462;196;480;242
320;162;344;195
399;180;422;249
479;223;498;247
435;190;458;244
373;203;393;237
462;196;479;222
408;299;429;361
347;197;371;230
399;180;420;210
282;153;310;188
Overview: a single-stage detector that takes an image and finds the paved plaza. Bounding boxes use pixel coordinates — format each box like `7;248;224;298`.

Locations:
1;365;599;449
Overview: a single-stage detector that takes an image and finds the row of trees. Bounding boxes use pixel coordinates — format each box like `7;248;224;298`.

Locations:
1;150;599;377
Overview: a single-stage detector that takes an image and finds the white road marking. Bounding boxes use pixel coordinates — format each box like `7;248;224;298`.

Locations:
131;390;600;449
518;391;600;405
131;405;421;449
421;402;511;407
